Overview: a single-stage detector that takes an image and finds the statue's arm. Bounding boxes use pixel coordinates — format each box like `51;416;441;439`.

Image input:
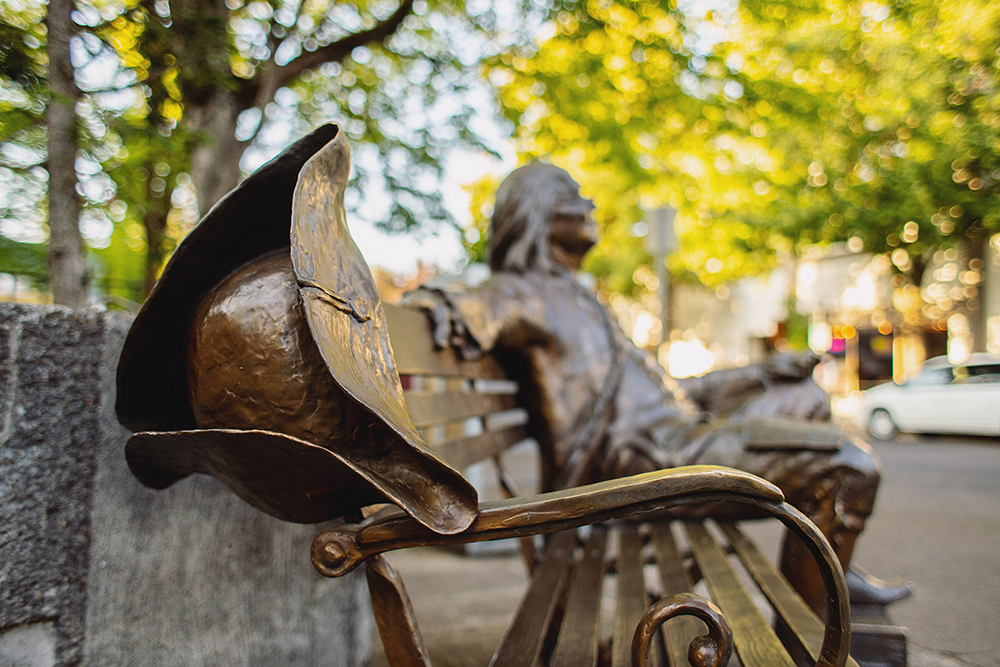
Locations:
400;276;545;360
678;352;825;421
678;366;768;413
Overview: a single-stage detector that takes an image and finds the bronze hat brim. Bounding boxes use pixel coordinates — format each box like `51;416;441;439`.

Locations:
116;124;478;534
125;429;389;524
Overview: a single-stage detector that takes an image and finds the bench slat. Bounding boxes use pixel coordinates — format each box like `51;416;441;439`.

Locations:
651;525;702;667
684;521;796;667
718;523;861;667
434;426;530;472
491;530;576;667
385;304;508;379
613;525;650;667
404;391;518;427
551;527;609;667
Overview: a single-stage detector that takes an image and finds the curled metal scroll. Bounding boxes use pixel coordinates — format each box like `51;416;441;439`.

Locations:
632;593;733;667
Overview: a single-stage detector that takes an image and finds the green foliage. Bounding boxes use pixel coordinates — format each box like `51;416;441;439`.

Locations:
92;217;148;302
484;0;775;292
89;0;536;233
461;172;500;264
0;235;47;284
723;0;1000;268
1;0;542;301
784;299;810;350
488;0;1000;313
0;0;49;253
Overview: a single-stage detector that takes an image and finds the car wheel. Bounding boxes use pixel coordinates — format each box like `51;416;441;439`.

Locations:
868;409;898;441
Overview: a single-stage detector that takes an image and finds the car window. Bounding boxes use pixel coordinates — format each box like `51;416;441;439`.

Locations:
954;364;1000;384
907;367;953;386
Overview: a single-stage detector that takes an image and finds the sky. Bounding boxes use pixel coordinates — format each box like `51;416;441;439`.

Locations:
347;146;514;276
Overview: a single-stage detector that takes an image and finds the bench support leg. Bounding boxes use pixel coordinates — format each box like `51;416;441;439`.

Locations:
365;554;432;667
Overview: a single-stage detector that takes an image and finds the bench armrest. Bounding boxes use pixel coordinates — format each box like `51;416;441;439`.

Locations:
311;464;780;577
313;464;851;667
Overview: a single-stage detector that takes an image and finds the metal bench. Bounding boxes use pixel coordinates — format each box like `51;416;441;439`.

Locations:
310;304;856;667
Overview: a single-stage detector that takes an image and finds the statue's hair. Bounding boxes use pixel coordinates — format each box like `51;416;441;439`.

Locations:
487;162;584;274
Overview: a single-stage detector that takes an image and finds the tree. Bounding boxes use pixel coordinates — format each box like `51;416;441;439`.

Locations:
47;0;88;305
93;0;533;221
1;2;64;298
484;1;776;294
2;0;538;303
486;0;1000;350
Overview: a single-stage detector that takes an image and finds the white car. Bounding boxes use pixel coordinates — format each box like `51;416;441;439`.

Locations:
858;354;1000;440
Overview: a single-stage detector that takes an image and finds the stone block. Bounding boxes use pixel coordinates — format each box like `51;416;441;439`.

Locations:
0;303;371;666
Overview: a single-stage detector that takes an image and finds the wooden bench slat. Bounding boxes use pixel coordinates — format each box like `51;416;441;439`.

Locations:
718;523;861;667
613;525;650;667
651;524;702;667
490;530;577;667
551;527;609;667
433;426;530;471
443;379;468;442
405;391;518;427
385;304;509;379
684;521;797;667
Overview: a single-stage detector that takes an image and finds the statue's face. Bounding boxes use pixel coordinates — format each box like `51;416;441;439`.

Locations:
548;193;597;270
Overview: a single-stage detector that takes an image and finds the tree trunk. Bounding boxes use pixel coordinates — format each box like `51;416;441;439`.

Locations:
186;88;246;217
46;0;87;307
966;235;987;353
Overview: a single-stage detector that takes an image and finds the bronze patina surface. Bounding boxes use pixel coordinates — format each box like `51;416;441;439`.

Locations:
401;162;894;612
117;124;477;534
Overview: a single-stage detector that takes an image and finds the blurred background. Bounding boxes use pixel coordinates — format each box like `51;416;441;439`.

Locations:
2;0;998;407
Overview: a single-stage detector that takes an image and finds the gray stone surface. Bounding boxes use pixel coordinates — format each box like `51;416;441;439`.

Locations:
1;305;104;666
0;621;56;667
0;303;372;667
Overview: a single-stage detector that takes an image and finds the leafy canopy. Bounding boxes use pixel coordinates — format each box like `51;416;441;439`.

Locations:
485;0;1000;311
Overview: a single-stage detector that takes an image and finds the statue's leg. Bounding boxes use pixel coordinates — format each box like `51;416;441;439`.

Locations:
603;414;909;614
661;425;883;616
774;439;879;615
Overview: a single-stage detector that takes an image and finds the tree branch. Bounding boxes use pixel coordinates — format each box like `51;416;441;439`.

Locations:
274;0;415;90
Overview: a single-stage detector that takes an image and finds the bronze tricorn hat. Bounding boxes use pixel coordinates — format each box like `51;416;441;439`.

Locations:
116;124;478;534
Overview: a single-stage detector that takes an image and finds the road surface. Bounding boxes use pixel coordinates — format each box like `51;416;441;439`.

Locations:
852;431;1000;667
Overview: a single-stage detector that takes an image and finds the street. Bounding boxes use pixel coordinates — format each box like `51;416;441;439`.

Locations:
849;431;1000;667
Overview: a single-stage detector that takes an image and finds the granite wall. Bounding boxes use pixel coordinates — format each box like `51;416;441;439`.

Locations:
0;303;371;667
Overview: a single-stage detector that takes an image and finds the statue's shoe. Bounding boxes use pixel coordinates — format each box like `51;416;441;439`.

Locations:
847;567;914;606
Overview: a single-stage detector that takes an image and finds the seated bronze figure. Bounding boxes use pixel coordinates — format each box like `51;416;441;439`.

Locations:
402;162;910;613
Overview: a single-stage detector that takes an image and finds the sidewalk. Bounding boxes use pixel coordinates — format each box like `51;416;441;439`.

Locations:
369;548;528;667
371;540;979;667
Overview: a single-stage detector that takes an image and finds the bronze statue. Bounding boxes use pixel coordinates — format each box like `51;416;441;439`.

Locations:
116;124;477;535
401;162;910;612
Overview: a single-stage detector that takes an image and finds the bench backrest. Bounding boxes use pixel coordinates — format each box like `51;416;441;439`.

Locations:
385;304;530;472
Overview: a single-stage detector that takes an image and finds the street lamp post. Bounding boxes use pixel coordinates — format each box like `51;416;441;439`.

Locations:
644;207;677;372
